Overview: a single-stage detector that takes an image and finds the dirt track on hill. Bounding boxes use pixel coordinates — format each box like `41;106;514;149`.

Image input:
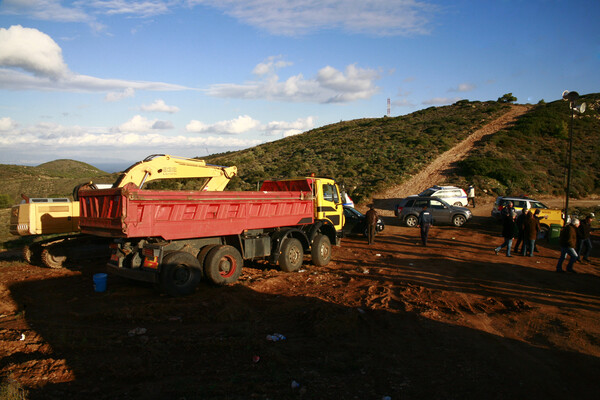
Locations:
372;104;531;215
1;106;600;399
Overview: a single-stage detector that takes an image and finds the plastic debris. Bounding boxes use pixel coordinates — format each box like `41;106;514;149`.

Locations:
266;333;286;341
20;333;25;341
382;396;392;400
376;253;382;257
252;355;260;363
291;380;300;389
128;327;147;337
357;308;366;314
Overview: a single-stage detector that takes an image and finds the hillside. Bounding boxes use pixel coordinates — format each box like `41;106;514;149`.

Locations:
0;160;115;207
206;100;512;202
206;95;600;204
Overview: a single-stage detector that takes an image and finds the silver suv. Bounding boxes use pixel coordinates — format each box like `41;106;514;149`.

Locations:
419;185;468;207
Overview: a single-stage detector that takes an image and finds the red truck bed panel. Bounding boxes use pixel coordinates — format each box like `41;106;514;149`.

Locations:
79;185;314;240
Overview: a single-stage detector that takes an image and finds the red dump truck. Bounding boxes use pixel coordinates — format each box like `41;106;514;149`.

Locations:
79;177;345;296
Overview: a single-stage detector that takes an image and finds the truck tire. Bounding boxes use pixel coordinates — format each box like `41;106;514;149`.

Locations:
23;243;42;265
204;245;242;285
311;234;331;267
160;251;203;296
41;248;67;269
279;238;303;272
197;244;219;272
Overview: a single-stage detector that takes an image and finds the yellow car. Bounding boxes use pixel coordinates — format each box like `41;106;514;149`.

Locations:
492;196;564;234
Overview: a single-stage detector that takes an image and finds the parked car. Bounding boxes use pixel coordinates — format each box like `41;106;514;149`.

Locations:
396;196;472;227
343;206;384;236
418;185;468;207
491;196;564;234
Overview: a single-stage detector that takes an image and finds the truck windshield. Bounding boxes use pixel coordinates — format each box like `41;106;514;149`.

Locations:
323;184;339;203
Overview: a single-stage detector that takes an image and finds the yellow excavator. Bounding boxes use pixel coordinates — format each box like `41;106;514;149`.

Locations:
10;154;237;268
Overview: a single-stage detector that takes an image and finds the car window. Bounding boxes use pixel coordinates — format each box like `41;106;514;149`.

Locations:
530;201;547;209
419;189;436;196
430;199;446;209
512;200;526;208
413;199;428;208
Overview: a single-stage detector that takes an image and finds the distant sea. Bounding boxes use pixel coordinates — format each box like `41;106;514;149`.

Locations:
92;162;133;173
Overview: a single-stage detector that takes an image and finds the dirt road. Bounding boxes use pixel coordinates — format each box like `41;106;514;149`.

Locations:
1;202;599;399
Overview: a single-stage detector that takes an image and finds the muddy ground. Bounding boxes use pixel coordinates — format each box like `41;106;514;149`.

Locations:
1;199;600;400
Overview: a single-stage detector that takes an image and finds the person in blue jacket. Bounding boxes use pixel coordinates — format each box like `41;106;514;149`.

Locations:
417;205;433;246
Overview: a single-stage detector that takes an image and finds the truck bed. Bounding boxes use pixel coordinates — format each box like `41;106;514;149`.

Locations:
79;184;314;240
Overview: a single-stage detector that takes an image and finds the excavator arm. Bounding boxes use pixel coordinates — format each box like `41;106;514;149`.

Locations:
111;154;237;191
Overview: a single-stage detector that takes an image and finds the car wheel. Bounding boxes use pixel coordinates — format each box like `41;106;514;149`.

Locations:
453;202;462;206
405;215;418;227
452;214;467;227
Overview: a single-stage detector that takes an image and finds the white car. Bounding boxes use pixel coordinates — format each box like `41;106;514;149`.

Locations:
418;185;468;207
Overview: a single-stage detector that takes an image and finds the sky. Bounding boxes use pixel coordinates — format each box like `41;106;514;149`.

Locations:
0;0;599;172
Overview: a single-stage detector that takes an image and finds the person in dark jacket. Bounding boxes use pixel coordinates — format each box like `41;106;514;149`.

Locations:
577;215;594;263
513;211;527;253
365;205;378;245
494;210;518;257
556;219;580;273
417;205;433;246
522;210;540;257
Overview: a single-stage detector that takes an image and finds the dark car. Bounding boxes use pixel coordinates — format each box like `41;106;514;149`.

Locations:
343;206;385;237
396;196;472;227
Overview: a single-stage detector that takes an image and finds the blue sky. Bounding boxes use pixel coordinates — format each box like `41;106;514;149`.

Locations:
0;0;598;171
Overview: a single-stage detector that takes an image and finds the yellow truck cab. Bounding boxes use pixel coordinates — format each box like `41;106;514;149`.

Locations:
259;176;345;245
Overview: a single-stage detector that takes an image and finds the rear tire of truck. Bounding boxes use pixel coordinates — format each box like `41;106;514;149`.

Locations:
279;238;303;272
311;234;331;267
204;245;243;285
160;251;203;296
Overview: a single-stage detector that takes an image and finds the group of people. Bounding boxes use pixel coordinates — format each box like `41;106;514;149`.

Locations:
494;203;542;257
494;201;595;273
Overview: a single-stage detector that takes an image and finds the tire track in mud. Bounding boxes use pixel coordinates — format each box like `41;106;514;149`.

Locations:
371;104;531;215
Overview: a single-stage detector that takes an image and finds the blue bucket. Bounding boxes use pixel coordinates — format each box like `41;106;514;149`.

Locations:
93;273;107;292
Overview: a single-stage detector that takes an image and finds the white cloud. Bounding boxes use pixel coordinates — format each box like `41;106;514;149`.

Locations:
208;59;380;103
140;99;180;113
189;0;436;36
106;87;135;102
264;117;315;137
0;25;191;93
186;115;261;135
422;97;462;105
449;83;476;92
118;115;173;132
0;25;69;79
0;120;262;153
0;117;18;131
86;0;170;18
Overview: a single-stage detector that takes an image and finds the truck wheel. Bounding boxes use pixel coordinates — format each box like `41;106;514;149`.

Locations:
279;238;303;272
41;248;67;269
452;214;467;227
196;244;219;273
23;243;42;265
311;234;331;267
160;251;203;296
204;245;243;285
405;215;418;227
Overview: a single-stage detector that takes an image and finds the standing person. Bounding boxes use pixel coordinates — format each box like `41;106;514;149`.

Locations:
556;219;580;273
501;201;514;217
467;185;476;208
494;210;518;257
417;205;433;246
522;210;540;257
577;215;594;263
365;205;378;245
513;211;527;254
